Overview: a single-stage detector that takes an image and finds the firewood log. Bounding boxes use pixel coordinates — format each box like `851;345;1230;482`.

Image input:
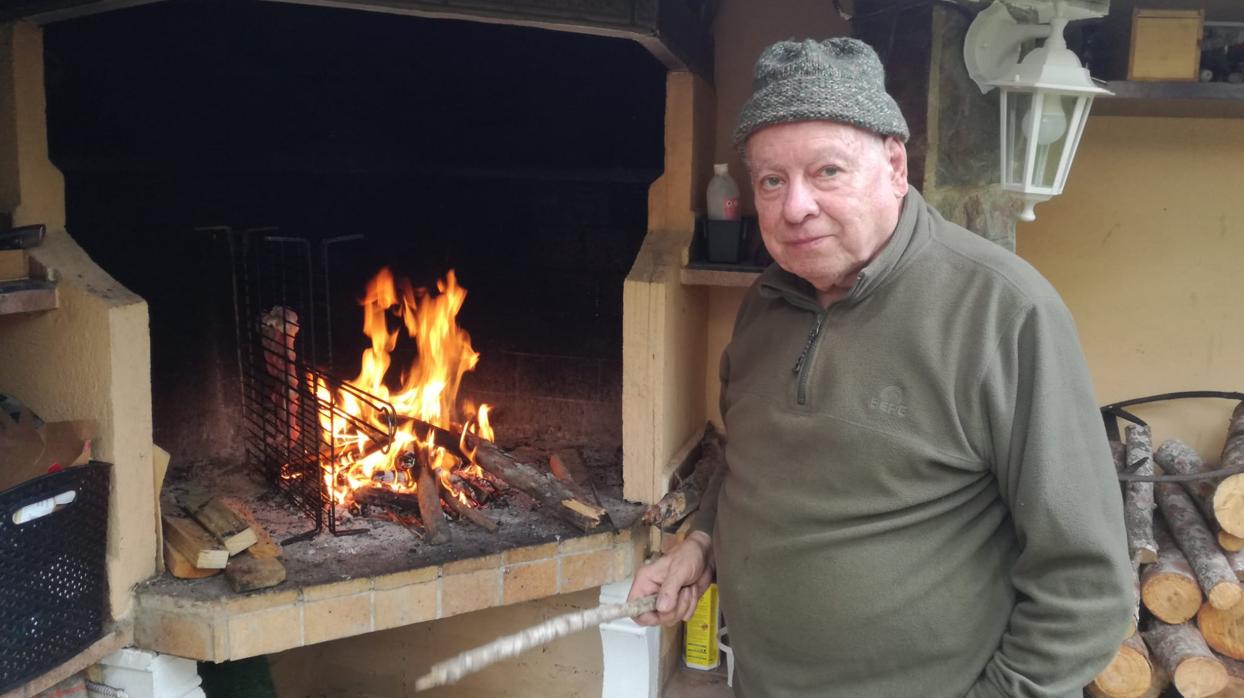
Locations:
1143;621;1228;698
1217;403;1244;536
1199;600;1244;661
1156;480;1243;610
1125;425;1159;564
389;417;609;532
642;424;724;530
1221;531;1244;553
1156;439;1244;543
1088;663;1168;698
1142;520;1204;624
416;452;450;545
1213;652;1244;697
1091;631;1153;698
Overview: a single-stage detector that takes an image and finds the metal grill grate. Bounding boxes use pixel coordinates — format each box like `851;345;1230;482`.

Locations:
219;228;394;541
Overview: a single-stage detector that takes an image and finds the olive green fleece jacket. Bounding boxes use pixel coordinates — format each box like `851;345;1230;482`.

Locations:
693;189;1132;698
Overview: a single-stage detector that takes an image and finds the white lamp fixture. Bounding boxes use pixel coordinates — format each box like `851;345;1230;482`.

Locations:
964;0;1110;222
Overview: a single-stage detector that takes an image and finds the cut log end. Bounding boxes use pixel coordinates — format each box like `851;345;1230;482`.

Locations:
1143;573;1203;624
1211;583;1244;611
1217;475;1244;539
1221;531;1244;553
1173;656;1228;698
1135;547;1158;565
1092;635;1152;698
1198;603;1244;661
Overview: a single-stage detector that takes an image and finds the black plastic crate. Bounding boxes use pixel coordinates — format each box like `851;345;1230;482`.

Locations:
0;461;110;693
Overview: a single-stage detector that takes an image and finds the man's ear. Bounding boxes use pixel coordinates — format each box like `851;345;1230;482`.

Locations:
883;136;909;197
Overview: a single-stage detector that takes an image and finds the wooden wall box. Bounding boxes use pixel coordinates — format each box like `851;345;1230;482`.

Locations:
1129;9;1205;81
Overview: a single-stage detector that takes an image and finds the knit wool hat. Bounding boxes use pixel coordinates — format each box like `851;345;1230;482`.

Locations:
734;38;910;149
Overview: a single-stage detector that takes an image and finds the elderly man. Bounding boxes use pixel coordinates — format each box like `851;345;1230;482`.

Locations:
628;38;1132;697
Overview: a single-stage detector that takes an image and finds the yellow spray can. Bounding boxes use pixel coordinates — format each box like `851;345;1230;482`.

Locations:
683;582;719;670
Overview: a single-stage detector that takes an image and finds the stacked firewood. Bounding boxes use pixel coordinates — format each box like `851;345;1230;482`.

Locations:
163;487;287;592
1089;402;1244;698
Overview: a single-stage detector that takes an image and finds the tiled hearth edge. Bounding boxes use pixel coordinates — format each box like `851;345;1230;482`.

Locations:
134;525;647;662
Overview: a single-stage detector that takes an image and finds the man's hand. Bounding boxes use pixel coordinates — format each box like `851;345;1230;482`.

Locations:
628;530;714;626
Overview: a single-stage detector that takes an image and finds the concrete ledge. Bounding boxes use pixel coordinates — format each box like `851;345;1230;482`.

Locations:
134;524;647;662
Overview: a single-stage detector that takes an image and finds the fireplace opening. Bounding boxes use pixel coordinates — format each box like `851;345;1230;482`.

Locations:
42;0;665;584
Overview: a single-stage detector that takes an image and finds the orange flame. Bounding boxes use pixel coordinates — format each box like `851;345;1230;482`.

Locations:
318;268;494;510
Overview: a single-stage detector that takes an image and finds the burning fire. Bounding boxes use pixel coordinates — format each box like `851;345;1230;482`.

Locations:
316;268;494;509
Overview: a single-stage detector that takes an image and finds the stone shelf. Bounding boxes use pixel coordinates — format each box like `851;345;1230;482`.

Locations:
133;524;646;662
1096;80;1244;118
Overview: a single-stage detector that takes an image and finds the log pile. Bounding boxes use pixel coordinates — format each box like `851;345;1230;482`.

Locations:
1091;401;1244;698
163;494;286;592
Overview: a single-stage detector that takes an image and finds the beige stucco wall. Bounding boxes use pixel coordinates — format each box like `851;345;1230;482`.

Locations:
0;21;66;231
0;20;156;621
1019;115;1244;457
268;588;605;698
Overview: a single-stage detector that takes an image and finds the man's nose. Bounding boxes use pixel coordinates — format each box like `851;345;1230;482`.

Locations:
782;180;818;224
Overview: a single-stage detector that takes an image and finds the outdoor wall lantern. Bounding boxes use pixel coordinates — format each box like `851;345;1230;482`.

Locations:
964;0;1110;222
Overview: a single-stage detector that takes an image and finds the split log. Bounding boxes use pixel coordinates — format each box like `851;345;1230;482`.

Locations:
1142;519;1203;624
218;497;286;592
180;487;258;556
643;425;725;530
1155;480;1242;610
1199;601;1244;661
414;418;609;532
1143;621;1228;698
218;497;283;559
1156;439;1244;542
1091;631;1153;698
1124;425;1159;564
163;540;220;579
162;515;228;570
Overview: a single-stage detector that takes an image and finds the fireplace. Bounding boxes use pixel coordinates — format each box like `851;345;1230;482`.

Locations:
0;0;734;691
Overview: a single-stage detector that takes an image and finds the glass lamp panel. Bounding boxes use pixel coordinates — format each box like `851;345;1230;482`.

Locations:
1002;90;1032;190
1052;94;1093;194
1029;92;1078;191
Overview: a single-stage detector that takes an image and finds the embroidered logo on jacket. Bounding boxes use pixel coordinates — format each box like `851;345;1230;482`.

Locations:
869;385;909;418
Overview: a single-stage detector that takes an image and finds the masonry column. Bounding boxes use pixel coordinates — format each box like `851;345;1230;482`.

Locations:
0;20;66;232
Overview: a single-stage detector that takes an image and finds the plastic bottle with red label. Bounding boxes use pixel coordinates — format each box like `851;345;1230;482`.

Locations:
706;163;740;221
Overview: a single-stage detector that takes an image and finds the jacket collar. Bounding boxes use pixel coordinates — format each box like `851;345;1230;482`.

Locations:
758;187;928;311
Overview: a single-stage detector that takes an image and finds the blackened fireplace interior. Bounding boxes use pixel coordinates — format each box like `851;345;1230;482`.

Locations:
44;0;665;554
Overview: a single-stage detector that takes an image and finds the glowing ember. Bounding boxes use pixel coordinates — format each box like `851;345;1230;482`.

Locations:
316;268;495;511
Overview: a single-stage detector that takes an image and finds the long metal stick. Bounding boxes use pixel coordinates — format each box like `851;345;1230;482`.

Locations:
414;594;658;691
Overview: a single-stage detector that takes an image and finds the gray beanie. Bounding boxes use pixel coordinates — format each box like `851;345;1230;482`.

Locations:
734;38;909;149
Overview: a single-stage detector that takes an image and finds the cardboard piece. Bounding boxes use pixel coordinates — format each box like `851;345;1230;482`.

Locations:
0;408;95;492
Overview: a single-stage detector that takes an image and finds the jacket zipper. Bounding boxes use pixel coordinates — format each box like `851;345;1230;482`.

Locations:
792;311;827;405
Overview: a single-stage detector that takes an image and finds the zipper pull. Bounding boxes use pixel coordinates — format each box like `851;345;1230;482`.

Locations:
792;314;826;373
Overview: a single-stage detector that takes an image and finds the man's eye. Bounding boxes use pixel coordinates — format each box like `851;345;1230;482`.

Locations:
760;176;782;189
820;166;840;177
